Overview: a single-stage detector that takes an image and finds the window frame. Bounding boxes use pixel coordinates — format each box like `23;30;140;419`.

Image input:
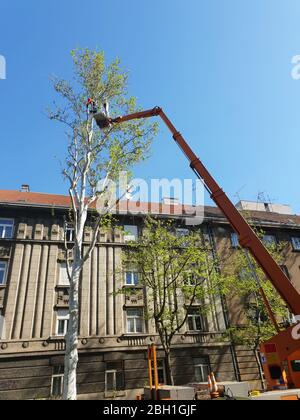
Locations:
105;362;124;392
187;308;205;332
56;310;69;336
0;219;14;239
51;366;64;397
59;262;70;286
176;228;190;237
126;308;144;334
230;232;239;248
123;225;138;242
151;359;166;385
0;310;5;340
65;225;75;242
194;357;211;383
0;261;8;286
262;234;277;246
124;270;139;286
291;237;300;251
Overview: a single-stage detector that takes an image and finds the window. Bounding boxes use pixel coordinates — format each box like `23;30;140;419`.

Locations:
105;362;124;392
125;271;139;286
0;311;5;339
126;308;144;333
0;219;14;239
230;233;239;248
59;262;70;286
194;357;210;383
184;273;196;286
51;366;64;397
292;237;300;251
151;359;166;385
187;308;205;331
280;265;290;280
176;228;189;237
56;309;69;336
0;261;8;285
124;225;138;242
262;235;277;246
65;225;74;242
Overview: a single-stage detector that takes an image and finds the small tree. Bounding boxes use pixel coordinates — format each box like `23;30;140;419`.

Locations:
123;216;221;385
48;49;157;399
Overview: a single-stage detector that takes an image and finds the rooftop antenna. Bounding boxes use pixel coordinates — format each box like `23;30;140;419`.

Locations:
257;191;275;213
234;185;246;203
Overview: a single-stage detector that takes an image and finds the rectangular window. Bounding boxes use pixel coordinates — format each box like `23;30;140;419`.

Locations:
187;308;205;331
56;309;69;336
126;308;144;333
194;357;210;383
151;359;166;385
230;232;239;248
0;261;8;285
124;225;138;242
262;235;277;246
65;225;74;242
0;219;14;239
280;265;290;280
59;262;70;286
176;228;189;237
125;271;139;286
105;362;124;392
0;311;5;340
292;237;300;251
184;272;200;286
51;366;64;397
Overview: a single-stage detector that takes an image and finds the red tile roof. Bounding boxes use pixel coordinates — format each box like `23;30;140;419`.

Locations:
0;189;300;227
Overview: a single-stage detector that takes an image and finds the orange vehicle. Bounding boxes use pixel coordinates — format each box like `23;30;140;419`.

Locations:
94;106;300;391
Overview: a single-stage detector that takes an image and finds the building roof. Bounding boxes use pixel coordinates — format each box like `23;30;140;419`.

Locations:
1;189;300;228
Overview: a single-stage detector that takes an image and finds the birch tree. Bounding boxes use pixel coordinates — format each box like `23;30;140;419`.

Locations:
123;216;221;385
48;49;157;400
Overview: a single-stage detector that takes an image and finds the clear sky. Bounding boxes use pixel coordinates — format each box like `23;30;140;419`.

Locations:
1;0;300;212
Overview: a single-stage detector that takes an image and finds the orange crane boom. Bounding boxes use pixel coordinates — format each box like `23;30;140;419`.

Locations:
94;106;300;390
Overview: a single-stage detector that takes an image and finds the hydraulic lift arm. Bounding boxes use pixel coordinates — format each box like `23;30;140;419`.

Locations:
99;106;300;316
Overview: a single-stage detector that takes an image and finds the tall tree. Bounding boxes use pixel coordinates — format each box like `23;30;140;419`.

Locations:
48;49;157;399
122;216;221;385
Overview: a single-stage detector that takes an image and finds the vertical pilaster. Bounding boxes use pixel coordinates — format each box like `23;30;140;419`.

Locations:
4;243;24;339
41;245;57;337
21;244;42;338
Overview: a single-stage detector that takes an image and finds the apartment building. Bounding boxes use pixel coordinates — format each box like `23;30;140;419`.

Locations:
0;189;300;399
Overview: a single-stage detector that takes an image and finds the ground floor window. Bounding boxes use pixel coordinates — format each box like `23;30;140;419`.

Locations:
152;359;166;385
105;361;124;392
194;357;210;383
0;310;5;339
51;366;64;397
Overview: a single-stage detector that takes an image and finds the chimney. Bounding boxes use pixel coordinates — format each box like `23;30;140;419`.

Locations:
20;184;30;193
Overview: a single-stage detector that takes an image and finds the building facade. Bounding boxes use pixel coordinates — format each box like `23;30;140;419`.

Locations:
0;190;300;399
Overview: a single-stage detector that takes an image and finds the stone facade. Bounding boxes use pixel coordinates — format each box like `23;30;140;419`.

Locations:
0;191;300;399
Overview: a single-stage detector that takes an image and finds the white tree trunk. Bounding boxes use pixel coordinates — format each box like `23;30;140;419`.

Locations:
63;210;86;400
63;257;80;400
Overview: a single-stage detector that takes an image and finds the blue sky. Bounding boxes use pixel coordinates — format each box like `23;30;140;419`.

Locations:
1;0;300;212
